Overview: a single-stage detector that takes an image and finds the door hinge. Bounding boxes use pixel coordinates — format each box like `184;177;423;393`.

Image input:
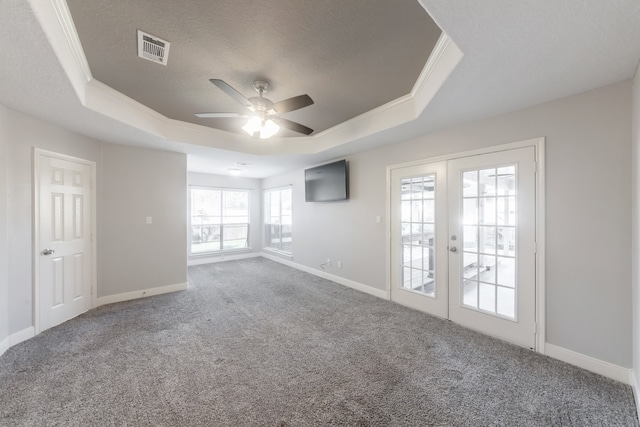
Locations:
533;241;537;253
533;322;537;334
533;161;538;174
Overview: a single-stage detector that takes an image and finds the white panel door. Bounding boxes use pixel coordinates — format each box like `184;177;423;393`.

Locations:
37;152;93;331
390;161;448;318
448;147;536;348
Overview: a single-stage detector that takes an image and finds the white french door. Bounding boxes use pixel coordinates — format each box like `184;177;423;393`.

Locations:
390;146;537;349
390;161;448;318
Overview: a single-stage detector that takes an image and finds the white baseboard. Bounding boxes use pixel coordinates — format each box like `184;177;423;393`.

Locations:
0;326;36;357
96;282;188;307
261;252;388;300
188;252;260;266
545;343;631;384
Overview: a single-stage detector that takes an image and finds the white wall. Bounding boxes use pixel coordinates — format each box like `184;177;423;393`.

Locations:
187;172;262;262
263;80;633;368
632;64;640;391
99;144;187;297
1;105;188;335
0;105;9;348
4;106;102;334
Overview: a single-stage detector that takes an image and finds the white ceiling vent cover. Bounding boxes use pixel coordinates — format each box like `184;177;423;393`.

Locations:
137;30;170;65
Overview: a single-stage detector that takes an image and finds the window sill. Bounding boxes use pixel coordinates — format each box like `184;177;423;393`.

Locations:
189;247;253;259
262;247;293;259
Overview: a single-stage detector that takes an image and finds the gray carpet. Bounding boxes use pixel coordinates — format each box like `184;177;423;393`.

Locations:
0;258;637;426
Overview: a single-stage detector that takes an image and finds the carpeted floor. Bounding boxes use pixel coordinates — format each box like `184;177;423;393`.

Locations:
0;258;638;426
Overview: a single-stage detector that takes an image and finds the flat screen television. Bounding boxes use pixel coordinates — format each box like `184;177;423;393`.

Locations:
305;160;349;202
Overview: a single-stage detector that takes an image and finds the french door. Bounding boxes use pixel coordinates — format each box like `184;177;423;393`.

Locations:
390;161;448;318
390;146;537;349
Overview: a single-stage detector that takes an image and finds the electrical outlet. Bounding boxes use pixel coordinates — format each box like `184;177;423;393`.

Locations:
327;259;331;265
338;261;342;268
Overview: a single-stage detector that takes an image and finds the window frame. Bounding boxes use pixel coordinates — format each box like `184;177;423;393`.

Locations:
189;186;251;257
263;186;293;257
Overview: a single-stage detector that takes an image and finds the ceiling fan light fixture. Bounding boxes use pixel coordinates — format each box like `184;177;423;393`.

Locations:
259;119;280;139
202;79;313;137
242;116;262;136
242;115;280;139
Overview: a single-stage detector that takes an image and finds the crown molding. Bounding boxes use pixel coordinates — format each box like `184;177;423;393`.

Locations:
29;0;462;156
31;0;92;100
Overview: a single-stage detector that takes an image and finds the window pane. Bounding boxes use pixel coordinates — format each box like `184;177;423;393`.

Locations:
463;252;478;279
463;225;478;252
411;177;423;199
479;283;496;313
479;169;496;196
479;226;496;254
479;255;496;284
463;279;478;308
479;198;495;225
498;227;516;257
497;166;515;196
191;225;220;254
191;188;250;255
497;287;515;318
264;188;292;254
462;170;478;197
423;175;435;200
463;199;478;225
497;257;515;288
222;224;248;250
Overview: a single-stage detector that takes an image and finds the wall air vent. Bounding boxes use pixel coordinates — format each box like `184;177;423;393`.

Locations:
137;30;170;66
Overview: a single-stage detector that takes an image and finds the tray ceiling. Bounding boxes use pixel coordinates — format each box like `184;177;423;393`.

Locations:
65;0;442;138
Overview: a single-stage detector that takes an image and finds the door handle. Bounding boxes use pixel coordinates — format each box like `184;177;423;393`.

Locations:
42;249;55;256
449;246;458;253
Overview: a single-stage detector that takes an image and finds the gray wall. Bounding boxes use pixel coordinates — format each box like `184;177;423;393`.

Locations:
4;106;102;334
188;172;262;258
0;106;9;345
263;80;633;368
632;64;640;389
1;105;187;334
98;144;187;297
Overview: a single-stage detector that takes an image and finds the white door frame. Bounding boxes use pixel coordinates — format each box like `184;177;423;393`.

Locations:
386;137;546;352
33;148;97;335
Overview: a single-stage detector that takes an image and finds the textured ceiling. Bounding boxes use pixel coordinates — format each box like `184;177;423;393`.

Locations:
65;0;441;137
1;1;640;178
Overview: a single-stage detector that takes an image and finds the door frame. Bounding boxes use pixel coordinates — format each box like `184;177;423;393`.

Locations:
386;137;546;352
33;148;97;335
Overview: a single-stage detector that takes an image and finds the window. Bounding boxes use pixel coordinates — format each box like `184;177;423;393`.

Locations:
190;188;249;255
264;187;292;255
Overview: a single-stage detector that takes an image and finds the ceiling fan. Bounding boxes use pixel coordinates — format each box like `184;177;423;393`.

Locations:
196;79;314;138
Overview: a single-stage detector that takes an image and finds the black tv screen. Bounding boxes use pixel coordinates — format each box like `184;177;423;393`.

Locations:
305;160;349;202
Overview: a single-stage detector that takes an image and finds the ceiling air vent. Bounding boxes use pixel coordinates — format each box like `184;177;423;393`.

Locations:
137;30;170;66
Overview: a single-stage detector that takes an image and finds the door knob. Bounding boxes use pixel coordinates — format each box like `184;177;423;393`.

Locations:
42;249;55;256
449;246;458;253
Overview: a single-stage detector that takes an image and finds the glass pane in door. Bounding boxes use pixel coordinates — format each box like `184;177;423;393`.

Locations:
460;165;517;319
400;174;436;297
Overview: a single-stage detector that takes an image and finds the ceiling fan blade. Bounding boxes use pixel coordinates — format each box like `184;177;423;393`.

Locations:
209;79;255;111
273;94;314;114
274;118;314;135
195;112;247;118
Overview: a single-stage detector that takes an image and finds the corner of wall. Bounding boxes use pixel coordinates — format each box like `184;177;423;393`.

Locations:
631;58;640;412
0;104;10;352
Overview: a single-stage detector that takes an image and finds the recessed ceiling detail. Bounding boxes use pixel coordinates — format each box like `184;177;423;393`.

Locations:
136;30;170;66
65;0;443;137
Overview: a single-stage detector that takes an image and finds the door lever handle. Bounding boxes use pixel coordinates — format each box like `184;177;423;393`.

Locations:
42;249;55;256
